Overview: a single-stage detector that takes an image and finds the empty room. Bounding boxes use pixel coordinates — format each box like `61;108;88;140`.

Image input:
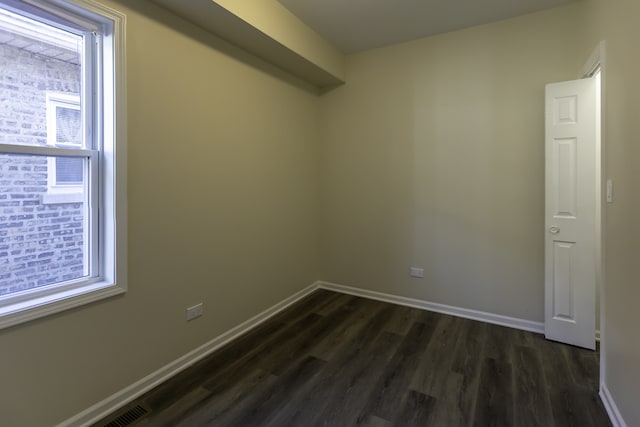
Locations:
0;0;638;426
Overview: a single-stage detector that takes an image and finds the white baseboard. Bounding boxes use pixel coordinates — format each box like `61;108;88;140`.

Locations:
62;279;614;427
319;281;625;427
58;283;319;427
600;383;627;427
316;281;545;334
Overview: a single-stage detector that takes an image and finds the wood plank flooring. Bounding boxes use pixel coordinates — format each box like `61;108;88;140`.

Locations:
96;290;611;426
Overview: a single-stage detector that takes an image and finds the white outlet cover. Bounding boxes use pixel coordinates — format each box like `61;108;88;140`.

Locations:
186;303;203;321
410;267;425;278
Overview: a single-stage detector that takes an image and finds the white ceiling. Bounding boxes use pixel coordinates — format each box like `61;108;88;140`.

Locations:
278;0;576;53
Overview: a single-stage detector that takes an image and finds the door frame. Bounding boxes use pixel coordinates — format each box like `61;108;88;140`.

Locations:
581;41;606;389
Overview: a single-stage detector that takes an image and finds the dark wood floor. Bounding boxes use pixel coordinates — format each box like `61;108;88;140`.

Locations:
97;290;611;427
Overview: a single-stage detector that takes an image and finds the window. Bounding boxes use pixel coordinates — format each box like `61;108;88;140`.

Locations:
47;92;83;183
0;0;126;329
45;91;85;203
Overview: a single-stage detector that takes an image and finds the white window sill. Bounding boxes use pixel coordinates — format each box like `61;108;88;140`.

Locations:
42;191;84;204
0;281;125;330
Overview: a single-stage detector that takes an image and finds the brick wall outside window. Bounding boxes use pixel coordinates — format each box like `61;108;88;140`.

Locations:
0;41;85;295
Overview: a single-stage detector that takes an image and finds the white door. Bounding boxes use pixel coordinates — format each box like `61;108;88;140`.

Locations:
545;77;597;350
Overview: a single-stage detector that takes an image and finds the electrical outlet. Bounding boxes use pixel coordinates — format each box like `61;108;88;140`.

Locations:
186;303;203;321
410;267;425;278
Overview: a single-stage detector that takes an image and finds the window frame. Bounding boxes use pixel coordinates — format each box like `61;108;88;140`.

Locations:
0;0;127;330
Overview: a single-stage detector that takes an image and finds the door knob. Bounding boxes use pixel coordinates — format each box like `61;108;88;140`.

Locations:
549;226;560;234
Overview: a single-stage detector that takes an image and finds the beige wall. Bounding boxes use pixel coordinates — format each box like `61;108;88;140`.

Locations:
319;2;640;424
2;0;639;426
0;1;321;425
320;4;586;322
583;0;640;425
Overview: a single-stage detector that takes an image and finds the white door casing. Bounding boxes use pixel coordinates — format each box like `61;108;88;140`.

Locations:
545;77;596;350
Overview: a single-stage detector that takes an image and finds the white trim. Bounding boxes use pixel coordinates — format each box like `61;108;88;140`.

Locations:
600;383;627;427
0;282;124;330
57;283;319;427
0;6;79;50
316;281;544;333
61;280;619;426
0;143;96;157
581;41;606;78
581;40;607;386
596;42;607;389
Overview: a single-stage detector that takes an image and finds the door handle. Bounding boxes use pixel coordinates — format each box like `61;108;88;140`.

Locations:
549;226;560;234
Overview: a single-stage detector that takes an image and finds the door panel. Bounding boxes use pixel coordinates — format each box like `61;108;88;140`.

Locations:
545;78;596;350
552;241;575;321
552;137;578;218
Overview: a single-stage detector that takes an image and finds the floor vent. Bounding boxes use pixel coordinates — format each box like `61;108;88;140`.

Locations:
102;404;149;427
